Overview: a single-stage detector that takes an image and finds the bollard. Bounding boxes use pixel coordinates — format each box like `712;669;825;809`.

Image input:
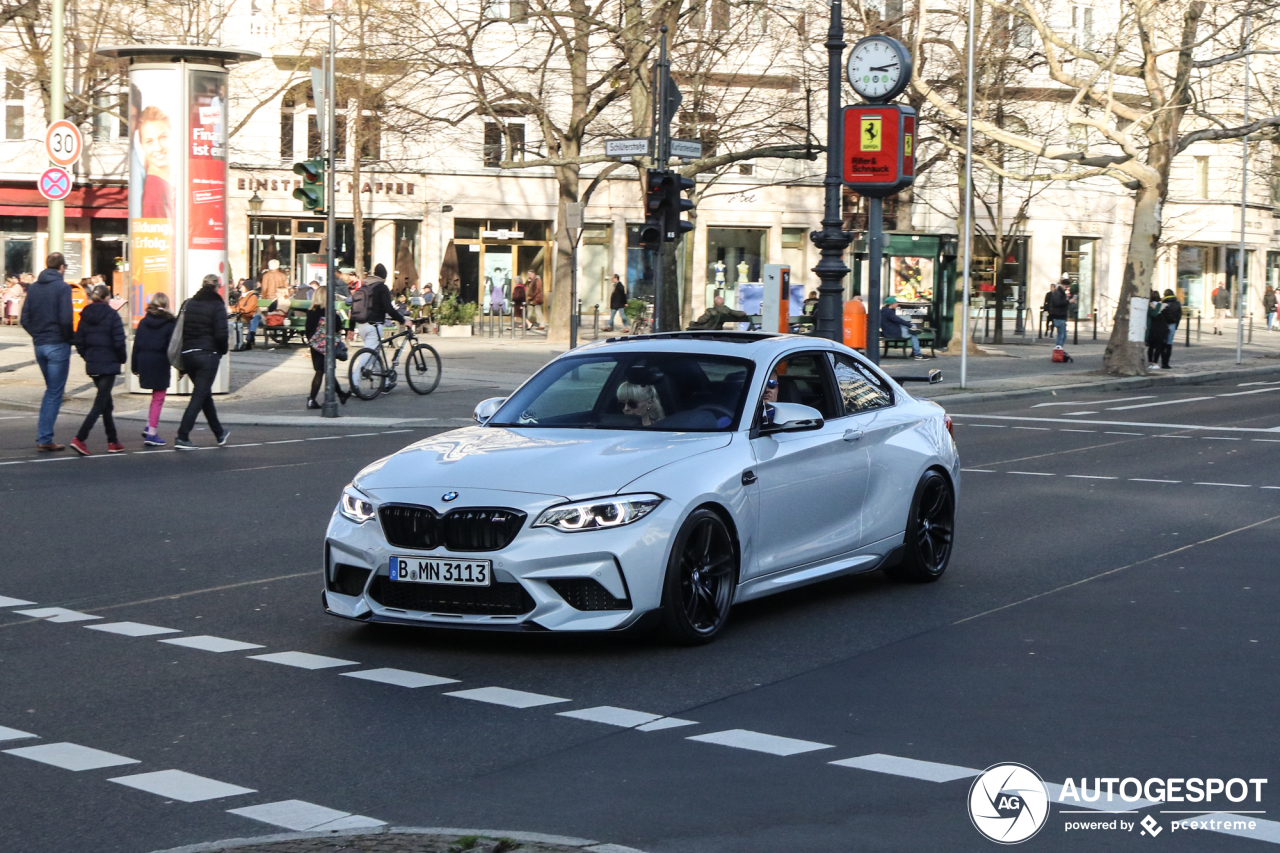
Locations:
1249;313;1253;344
593;304;599;339
1073;315;1078;346
1185;314;1190;347
1197;310;1201;342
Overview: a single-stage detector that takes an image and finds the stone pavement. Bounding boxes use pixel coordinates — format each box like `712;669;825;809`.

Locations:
2;323;1278;430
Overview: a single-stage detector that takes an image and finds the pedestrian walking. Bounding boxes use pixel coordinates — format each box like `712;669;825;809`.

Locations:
70;285;127;456
174;274;230;450
305;286;350;410
132;292;177;446
21;252;74;452
1145;289;1168;369
1047;276;1074;349
606;275;627;331
1212;284;1230;334
1159;288;1182;370
524;269;545;330
1264;284;1277;332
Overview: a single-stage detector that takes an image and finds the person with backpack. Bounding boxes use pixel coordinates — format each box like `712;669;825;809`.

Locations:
350;265;405;392
1157;289;1182;370
305;286;350;409
132;292;177;445
69;284;127;456
174;274;230;450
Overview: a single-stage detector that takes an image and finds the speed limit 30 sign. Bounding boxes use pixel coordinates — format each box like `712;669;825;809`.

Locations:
45;120;83;168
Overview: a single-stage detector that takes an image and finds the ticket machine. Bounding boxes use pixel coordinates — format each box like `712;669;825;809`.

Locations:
761;264;791;334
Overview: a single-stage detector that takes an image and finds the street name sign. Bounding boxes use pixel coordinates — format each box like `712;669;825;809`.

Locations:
45;120;82;168
670;138;703;160
605;138;650;159
38;167;73;201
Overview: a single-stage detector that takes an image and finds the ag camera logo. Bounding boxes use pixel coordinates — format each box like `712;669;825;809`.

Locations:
969;763;1050;844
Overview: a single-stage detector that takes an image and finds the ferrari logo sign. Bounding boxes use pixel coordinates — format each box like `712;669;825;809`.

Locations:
860;116;882;152
904;133;913;157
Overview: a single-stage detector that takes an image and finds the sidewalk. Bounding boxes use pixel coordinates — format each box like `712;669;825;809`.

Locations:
2;324;1278;428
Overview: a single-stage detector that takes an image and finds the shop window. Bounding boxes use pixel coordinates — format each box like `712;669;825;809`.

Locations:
5;69;23;140
455;219;483;239
1061;237;1097;320
520;220;546;241
1176;245;1215;312
707;228;767;292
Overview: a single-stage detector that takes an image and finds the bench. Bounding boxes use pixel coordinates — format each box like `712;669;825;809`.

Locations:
882;328;937;357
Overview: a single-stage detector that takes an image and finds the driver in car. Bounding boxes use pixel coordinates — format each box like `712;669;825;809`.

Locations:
761;367;781;424
616;381;665;426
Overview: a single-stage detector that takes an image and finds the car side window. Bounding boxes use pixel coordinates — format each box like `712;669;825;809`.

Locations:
828;352;894;415
764;352;840;419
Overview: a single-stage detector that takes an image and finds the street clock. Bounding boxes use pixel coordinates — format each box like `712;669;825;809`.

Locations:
846;35;912;103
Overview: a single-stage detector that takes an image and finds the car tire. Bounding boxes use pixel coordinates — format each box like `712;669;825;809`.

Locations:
884;469;955;583
658;508;737;645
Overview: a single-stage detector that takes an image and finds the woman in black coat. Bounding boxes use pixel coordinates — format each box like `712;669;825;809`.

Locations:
131;292;176;446
71;285;127;456
175;275;230;449
1145;289;1169;369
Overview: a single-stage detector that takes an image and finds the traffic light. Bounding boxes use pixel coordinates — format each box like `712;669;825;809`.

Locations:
292;159;326;213
641;169;672;249
664;173;695;240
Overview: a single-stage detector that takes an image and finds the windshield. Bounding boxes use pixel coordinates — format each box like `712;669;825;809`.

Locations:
488;352;755;432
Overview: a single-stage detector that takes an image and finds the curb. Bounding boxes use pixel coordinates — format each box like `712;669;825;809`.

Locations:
146;826;647;853
921;360;1280;406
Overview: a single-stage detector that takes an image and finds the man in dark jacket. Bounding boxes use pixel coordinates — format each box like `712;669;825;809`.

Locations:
20;253;73;451
881;296;926;359
1047;276;1075;348
1158;289;1182;369
689;295;750;330
352;271;405;392
175;275;230;449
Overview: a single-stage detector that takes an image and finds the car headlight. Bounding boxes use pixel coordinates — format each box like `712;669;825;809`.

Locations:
533;494;664;532
338;485;376;524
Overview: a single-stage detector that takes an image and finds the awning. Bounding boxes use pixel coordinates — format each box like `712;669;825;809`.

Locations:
0;183;129;219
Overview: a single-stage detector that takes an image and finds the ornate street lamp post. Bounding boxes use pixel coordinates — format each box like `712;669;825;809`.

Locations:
811;0;852;343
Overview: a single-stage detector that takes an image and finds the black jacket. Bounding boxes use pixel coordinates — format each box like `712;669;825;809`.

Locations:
74;301;127;376
1161;295;1182;328
880;305;914;338
20;268;73;345
1047;287;1072;320
361;277;403;325
610;283;627;310
181;288;229;355
131;311;176;389
1146;301;1169;347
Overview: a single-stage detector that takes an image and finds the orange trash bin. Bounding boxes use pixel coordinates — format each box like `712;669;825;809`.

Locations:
843;298;867;350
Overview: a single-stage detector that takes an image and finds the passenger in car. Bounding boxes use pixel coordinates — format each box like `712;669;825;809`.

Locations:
616;381;666;426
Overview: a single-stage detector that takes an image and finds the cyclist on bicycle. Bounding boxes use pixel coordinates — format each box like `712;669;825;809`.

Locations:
349;264;406;392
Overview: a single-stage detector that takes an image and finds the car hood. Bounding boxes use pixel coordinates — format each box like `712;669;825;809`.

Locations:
354;426;732;501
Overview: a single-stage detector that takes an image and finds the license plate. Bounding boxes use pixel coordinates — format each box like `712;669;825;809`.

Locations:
389;557;491;586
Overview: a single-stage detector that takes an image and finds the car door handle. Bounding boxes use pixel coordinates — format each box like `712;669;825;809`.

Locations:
843;429;864;442
741;470;757;486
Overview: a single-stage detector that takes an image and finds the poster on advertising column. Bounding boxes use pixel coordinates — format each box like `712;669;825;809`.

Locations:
187;69;228;296
128;67;180;327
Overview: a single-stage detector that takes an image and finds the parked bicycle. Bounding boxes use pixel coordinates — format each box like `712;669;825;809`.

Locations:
628;297;654;336
348;324;442;400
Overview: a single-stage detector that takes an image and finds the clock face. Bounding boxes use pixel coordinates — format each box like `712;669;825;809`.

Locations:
847;37;909;102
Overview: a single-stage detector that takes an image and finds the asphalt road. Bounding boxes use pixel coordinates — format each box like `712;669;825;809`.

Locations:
1;376;1278;853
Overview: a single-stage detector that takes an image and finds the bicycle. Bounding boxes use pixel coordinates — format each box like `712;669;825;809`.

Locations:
628;297;654;336
348;323;442;400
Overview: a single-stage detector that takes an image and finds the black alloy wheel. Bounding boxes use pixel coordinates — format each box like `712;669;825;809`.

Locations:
885;469;955;583
659;508;736;644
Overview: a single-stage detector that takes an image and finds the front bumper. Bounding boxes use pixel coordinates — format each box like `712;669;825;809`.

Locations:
322;495;682;632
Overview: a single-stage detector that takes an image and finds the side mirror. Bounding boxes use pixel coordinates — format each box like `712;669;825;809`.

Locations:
928;369;943;384
760;402;825;435
473;396;507;424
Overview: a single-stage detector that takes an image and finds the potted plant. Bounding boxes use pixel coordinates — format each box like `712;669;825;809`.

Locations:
436;297;477;337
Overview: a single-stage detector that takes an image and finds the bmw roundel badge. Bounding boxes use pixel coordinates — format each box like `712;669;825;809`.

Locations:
442;491;459;502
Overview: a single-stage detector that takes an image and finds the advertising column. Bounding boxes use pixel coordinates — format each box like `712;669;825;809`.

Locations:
128;67;180;329
187;69;228;294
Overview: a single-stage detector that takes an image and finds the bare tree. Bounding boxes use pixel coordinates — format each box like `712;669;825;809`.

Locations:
913;0;1280;374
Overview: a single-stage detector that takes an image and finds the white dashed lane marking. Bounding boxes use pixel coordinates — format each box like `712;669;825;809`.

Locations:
4;742;140;771
1107;397;1214;411
687;729;834;757
1130;478;1181;484
0;595;34;607
558;706;665;728
0;726;36;742
85;621;180;637
1195;482;1252;488
830;753;980;783
445;686;570;709
636;717;699;732
109;769;256;802
161;635;265;653
248;651;360;670
341;668;458;688
15;607;102;623
1009;471;1054;476
229;800;386;832
1067;475;1117;480
952;414;1280;434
